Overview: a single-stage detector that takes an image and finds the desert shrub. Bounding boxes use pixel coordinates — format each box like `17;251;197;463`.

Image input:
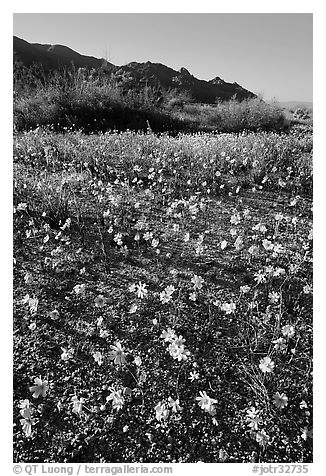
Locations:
14;68;291;134
161;89;193;110
208;97;288;132
173;98;289;133
13;68;193;133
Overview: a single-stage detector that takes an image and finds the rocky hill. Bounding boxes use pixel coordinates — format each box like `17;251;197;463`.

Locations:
13;36;256;103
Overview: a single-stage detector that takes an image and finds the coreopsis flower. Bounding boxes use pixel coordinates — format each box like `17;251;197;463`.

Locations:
253;223;267;233
246;407;262;430
24;272;33;285
168;397;182;413
61;347;75;361
27;297;38;315
273;267;285;277
134;218;145;231
189;292;197;301
196;391;217;413
109;342;126;365
73;284;86;296
129;303;138;314
197;234;204;244
93;351;103;366
71;395;84;415
60;217;71;231
269;292;280;304
29;377;49;398
173;335;186;346
240;285;250;294
301;426;313;440
28;322;37;331
169;268;179;277
282;324;295;338
134;356;142;367
155;402;169;422
230;213;241;225
20;416;35;437
248;245;259;256
114;233;123;245
107;388;125;411
303;284;312;294
99;329;109;338
168;342;182;360
166;285;176;296
278;178;286;188
219;448;228;462
272;337;287;351
273;243;285;255
19;399;31;415
221;302;236;314
188;370;200;382
17;202;28;211
256;429;270;446
168;342;190;361
261;306;272;323
49;309;60;320
289;264;299;274
220;240;227;250
44;257;52;266
205;405;217;416
184;232;190;242
94;294;106;308
143;231;153;241
234;236;244;250
273;392;288;409
160;328;177;343
19;400;35;436
259;356;275;374
254;271;266;284
265;265;273;275
159;285;176;304
151;238;159;248
191;275;204;290
135;281;148;299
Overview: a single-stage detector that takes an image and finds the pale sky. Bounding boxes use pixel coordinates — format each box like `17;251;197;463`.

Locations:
13;13;313;102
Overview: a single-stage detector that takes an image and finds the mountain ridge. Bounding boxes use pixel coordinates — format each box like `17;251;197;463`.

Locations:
13;36;256;103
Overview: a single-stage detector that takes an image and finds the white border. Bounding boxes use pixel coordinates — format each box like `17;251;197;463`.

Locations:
2;3;324;475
